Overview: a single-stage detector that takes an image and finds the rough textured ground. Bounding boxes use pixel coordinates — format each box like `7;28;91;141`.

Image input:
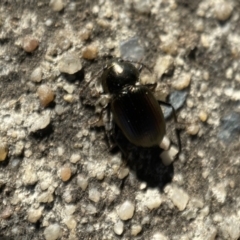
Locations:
1;0;240;239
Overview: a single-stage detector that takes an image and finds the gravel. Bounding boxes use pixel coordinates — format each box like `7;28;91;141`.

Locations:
1;0;240;239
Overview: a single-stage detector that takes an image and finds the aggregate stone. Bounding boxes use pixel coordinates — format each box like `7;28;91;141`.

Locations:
82;44;99;60
154;55;174;79
88;188;101;203
172;73;191;90
113;221;124;235
60;166;72;182
49;0;64;12
29;113;51;133
44;223;62;240
22;36;39;53
37;84;55;107
136;189;162;210
30;67;42;83
218;113;240;143
22;165;38;186
27;208;43;223
214;2;233;21
163;91;188;118
131;224;142;236
117;201;135;221
186;124;200;136
165;185;189;211
0;143;8;161
77;174;88;191
38;191;54;203
120;37;145;61
58;53;82;74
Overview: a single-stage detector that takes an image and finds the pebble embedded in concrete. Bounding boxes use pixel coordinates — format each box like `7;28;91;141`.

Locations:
30;67;42;82
0;143;8;161
22;165;38;185
29;113;51;133
89;188;101;203
154;55;174;79
22;37;39;53
49;0;64;12
113;221;124;235
37;85;55;107
199;110;208;122
214;2;233;21
58;53;82;74
172;73;191;90
77;174;88;191
60;166;72;182
186;124;200;135
165;185;189;211
117;200;135;221
131;224;142;236
82;44;99;60
27;208;43;223
44;223;62;240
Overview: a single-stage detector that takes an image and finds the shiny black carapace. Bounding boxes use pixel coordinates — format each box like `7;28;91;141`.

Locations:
101;60;166;148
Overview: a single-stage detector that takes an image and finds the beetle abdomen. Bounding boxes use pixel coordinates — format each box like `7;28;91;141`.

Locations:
111;86;166;147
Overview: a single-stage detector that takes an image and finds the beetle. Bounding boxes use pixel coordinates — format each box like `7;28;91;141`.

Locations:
92;59;182;152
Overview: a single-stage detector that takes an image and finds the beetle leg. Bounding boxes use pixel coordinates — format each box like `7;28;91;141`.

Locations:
143;82;157;91
157;100;182;154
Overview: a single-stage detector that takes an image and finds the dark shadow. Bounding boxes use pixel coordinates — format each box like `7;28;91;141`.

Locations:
30;124;54;139
112;125;174;191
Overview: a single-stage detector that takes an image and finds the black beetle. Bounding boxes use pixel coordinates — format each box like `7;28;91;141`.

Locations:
96;59;181;151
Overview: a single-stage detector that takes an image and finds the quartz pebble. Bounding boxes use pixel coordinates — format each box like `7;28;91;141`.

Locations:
117;201;135;221
70;153;81;163
89;188;101;203
214;2;233;21
22;165;38;185
49;0;64;12
186;124;200;135
37;85;55;107
30;67;42;82
58;53;82;74
0;143;8;161
77;174;88;190
29;113;51;133
38;191;54;203
27;208;43;223
82;45;98;60
60;166;72;182
1;206;13;219
118;167;129;179
22;37;39;52
113;221;124;235
172;73;191;90
131;224;142;236
63;216;77;230
44;223;62;240
160;145;179;166
154;55;174;79
152;232;168;240
160;136;170;150
166;185;189;211
199;110;208;122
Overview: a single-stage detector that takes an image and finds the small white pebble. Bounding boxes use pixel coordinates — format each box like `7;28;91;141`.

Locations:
118;167;129;179
131;224;142;236
77;174;88;191
70;153;81;163
113;221;124;235
160;136;170;150
186;124;200;135
172;73;191;90
30;67;42;82
117;201;135;221
160;145;179;166
214;2;233;21
89;188;101;203
44;223;62;240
